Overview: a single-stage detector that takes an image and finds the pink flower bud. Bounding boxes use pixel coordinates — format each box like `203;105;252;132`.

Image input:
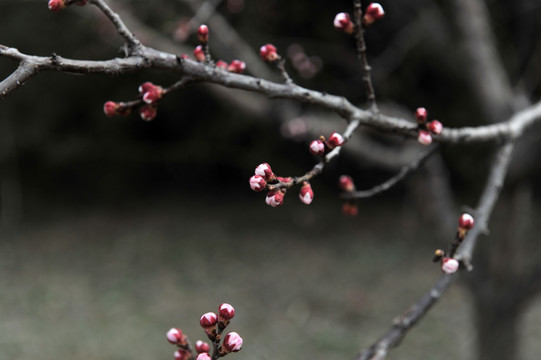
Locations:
194;45;206;62
417;130;432;146
260;44;278;62
309;140;325;156
415;107;428;124
441;258;459;274
334;12;354;34
140;105;157;121
249;175;267;192
142;87;164;104
198;24;209;44
196;353;212;360
339;175;355;192
200;312;218;330
166;328;185;345
223;332;243;353
327;132;344;149
265;190;284;207
103;101;119;117
228;60;246;74
195;340;210;354
364;3;385;25
254;163;273;180
458;213;475;230
299;182;314;205
174;350;191;360
218;303;235;320
216;60;228;69
342;202;358;216
427;120;443;135
48;0;66;11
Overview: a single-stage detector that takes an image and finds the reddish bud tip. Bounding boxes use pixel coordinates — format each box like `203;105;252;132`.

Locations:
415;107;428;124
48;0;66;11
441;257;459;274
417;130;432;146
339;175;355;192
458;213;475;230
216;60;228;69
166;328;185;345
194;45;206;62
334;12;354;34
228;60;246;74
299;182;314;205
254;163;273;180
265;190;284;207
195;340;210;354
200;312;218;329
196;353;212;360
223;332;243;353
364;3;385;25
249;175;267;192
342;202;358;216
309;140;325;156
140;105;157;121
198;24;209;44
260;44;278;62
103;101;119;117
327;132;344;148
427;120;443;135
219;303;235;320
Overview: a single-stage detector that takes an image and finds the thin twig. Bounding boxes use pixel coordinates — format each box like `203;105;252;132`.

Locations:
343;146;439;199
353;0;378;111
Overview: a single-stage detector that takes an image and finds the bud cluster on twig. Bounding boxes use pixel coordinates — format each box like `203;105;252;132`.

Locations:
333;2;384;34
167;303;242;360
415;107;443;146
432;213;475;274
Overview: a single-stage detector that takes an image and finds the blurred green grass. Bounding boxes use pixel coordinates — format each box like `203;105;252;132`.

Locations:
0;195;536;360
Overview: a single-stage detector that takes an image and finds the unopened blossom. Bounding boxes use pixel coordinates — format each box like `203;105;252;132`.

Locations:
417;130;432;146
195;340;210;354
166;328;186;345
334;12;354;34
228;60;246;74
249;175;267;192
254;163;273;180
265;190;284;207
299;182;314;205
327;132;344;149
309;140;325;156
194;46;206;62
339;175;355;192
415;107;428;124
441;258;459;274
364;3;385;25
427;120;443;135
48;0;66;11
222;332;243;353
260;44;278;62
197;24;209;44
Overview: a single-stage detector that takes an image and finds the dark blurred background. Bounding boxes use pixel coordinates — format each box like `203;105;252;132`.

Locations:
0;0;541;359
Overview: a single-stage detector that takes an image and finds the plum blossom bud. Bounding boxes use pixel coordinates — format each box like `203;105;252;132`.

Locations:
197;24;209;44
228;60;246;74
174;350;191;360
327;132;344;149
200;312;217;330
441;258;459;274
415;107;428;124
194;46;206;62
166;328;186;345
417;130;432;146
195;340;210;354
260;44;278;62
249;175;267;192
427;120;443;135
265;190;284;207
48;0;66;11
458;213;475;230
216;60;228;69
364;3;385;25
309;140;325;156
196;353;212;360
103;101;119;117
299;182;314;205
218;303;235;320
342;202;358;216
339;175;355;192
334;12;354;34
140;105;157;121
222;332;243;353
255;163;273;180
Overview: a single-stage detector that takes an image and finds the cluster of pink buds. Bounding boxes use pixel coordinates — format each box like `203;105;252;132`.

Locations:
167;303;242;360
432;213;475;274
48;0;86;11
339;175;358;216
249;163;315;206
103;81;166;121
309;132;345;156
415;107;443;146
363;3;385;25
260;44;279;62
